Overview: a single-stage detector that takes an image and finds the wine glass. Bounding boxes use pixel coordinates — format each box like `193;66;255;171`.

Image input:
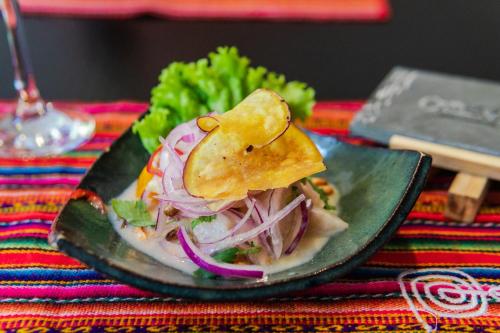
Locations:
0;0;94;157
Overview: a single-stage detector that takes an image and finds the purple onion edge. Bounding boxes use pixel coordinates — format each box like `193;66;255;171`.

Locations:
177;227;264;279
284;200;309;255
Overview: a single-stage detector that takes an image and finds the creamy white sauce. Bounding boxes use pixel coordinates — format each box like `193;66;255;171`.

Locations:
108;181;198;274
109;180;345;277
263;234;330;274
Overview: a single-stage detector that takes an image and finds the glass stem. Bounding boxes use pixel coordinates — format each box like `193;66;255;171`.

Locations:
1;0;45;120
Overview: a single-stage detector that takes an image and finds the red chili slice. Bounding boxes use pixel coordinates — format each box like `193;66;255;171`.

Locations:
146;146;164;177
174;147;184;156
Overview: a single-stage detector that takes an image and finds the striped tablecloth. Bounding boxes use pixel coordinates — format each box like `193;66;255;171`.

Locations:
0;100;498;332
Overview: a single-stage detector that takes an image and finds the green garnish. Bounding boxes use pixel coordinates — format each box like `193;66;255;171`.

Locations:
193;247;239;279
191;215;216;229
111;199;156;227
193;246;261;279
213;247;240;262
133;46;316;153
305;178;336;211
237;246;262;256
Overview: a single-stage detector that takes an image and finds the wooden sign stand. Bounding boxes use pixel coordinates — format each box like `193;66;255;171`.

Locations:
389;135;500;223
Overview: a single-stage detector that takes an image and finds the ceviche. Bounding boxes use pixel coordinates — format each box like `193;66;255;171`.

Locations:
109;89;348;279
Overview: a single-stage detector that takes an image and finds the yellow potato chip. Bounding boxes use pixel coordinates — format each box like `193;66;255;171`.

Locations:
184;90;325;200
197;89;291;148
197;116;219;132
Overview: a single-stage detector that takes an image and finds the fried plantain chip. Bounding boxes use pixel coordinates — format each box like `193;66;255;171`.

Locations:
197;115;219;132
184;89;325;200
196;89;291;148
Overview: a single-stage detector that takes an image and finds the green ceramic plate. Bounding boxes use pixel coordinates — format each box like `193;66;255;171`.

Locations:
50;128;431;300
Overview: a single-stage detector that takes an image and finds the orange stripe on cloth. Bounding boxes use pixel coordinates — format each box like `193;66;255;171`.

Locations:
0;188;72;200
0;157;96;167
296;102;364;138
93;112;139;133
0;300;497;329
0;227;49;237
0;250;84;268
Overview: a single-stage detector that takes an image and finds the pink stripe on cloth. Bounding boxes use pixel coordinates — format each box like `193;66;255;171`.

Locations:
299;280;498;298
0;223;50;232
19;0;391;22
298;280;401;296
77;101;147;115
9;280;487;300
0;100;147;114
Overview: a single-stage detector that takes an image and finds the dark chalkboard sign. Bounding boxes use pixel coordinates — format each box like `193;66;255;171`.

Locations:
350;67;500;157
350;67;500;222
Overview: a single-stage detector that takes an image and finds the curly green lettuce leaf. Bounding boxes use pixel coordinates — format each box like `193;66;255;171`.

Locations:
133;46;316;153
132;108;172;153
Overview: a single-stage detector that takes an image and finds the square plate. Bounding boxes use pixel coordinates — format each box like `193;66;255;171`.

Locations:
50;128;431;300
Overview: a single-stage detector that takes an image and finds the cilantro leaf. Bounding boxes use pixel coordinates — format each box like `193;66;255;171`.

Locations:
193;247;239;279
237;246;261;256
213;247;240;262
133;46;316;153
111;199;156;227
191;215;216;230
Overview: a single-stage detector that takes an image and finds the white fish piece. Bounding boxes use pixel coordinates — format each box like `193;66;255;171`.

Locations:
307;207;348;237
192;213;235;244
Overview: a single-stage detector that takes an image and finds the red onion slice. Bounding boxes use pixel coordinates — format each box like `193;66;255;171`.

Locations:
253;202;271;238
248;202;273;255
156;121;237;219
180;133;196;143
177;226;264;279
204;194;305;254
165;119;204;148
284;200;309;255
158;137;231;218
198;199;255;246
267;190;283;259
269;226;283;259
163;143;184;174
157;190;214;204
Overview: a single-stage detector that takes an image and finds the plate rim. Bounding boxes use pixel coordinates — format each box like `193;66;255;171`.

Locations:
51;131;431;300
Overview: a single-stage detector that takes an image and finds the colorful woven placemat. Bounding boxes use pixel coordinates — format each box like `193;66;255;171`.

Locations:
19;0;391;22
0;100;498;332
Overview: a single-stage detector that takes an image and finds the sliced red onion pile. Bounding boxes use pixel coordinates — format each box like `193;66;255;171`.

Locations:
153;118;232;219
140;118;323;279
201;194;305;255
